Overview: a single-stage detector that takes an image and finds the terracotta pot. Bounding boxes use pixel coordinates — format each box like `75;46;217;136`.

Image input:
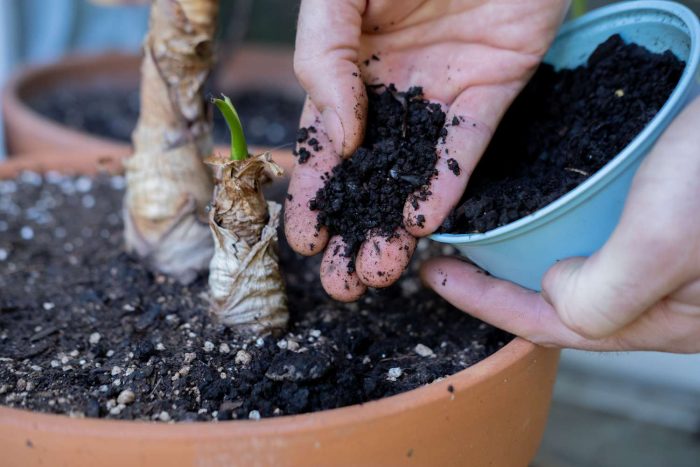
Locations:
0;152;560;466
1;45;302;158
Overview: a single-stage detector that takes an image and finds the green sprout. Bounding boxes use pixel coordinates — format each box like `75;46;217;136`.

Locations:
212;94;249;161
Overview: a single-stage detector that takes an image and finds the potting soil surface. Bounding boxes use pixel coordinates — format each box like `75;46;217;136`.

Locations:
0;173;510;421
27;88;304;149
441;34;685;233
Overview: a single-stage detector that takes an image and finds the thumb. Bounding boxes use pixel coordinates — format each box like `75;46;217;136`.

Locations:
541;248;671;339
294;0;367;157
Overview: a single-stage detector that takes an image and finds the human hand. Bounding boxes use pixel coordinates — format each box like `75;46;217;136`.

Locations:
422;96;700;353
285;0;569;301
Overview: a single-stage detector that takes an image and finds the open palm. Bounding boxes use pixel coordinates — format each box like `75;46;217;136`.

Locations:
286;0;570;300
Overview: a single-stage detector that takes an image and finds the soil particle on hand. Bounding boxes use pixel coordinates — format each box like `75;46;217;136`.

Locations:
446;158;461;176
294;147;312;164
310;84;445;268
0;175;509;421
442;34;684;234
307;138;322;152
294;126;323;164
296;127;310;143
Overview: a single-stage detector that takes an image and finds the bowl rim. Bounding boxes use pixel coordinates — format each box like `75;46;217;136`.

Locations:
431;0;700;246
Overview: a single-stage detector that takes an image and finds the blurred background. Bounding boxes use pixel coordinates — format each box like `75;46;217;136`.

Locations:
0;0;301;157
0;1;699;465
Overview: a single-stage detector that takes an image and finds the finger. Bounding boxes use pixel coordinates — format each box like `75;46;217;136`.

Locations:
320;235;367;302
670;279;700;310
421;257;580;345
542;252;673;341
361;0;425;33
355;228;416;288
404;85;520;236
541;256;642;339
609;297;700;353
295;0;367;157
284;100;337;256
542;235;687;340
420;257;635;351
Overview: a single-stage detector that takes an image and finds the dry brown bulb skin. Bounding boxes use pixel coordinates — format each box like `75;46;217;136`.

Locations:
207;152;289;334
123;0;218;283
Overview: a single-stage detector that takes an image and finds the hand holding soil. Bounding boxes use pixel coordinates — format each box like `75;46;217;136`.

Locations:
423;97;700;353
285;0;569;300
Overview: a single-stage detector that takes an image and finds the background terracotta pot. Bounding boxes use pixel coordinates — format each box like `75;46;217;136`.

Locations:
1;45;302;158
0;152;560;466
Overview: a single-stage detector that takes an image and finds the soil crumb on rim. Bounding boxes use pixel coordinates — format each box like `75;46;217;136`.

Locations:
310;84;446;271
0;173;510;422
441;34;685;234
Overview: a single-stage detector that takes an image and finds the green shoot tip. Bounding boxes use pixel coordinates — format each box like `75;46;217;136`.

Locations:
212;94;249;161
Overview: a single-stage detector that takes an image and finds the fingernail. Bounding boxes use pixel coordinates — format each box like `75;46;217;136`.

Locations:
321;108;346;156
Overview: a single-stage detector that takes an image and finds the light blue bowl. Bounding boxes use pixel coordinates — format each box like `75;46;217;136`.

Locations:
430;0;700;290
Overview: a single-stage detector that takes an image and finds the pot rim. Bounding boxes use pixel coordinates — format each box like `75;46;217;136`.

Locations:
1;44;301;157
431;0;700;246
1;52;138;154
0;152;543;435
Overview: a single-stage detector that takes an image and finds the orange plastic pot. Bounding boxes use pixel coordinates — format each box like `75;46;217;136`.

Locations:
0;152;560;466
1;45;302;158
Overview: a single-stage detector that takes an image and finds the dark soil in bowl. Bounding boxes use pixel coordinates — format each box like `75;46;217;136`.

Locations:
0;172;510;422
26;88;304;149
441;34;685;234
310;84;447;270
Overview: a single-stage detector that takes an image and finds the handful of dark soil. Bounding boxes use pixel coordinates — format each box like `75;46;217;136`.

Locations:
442;34;684;233
310;85;446;269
